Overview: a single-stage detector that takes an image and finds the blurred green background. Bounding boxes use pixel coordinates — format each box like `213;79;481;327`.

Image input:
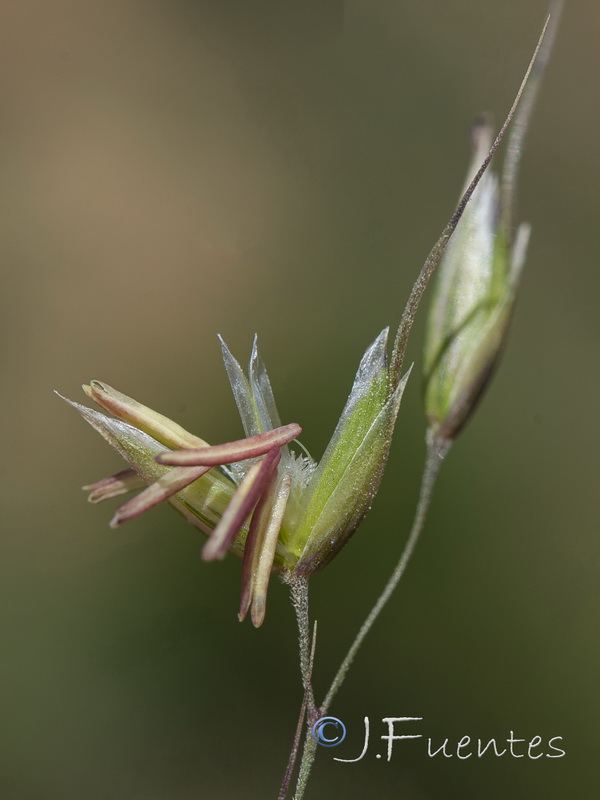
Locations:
1;1;598;798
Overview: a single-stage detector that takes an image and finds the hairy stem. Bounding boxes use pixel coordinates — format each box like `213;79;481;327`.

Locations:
322;431;451;714
279;617;318;800
293;731;318;800
280;576;319;800
288;576;316;714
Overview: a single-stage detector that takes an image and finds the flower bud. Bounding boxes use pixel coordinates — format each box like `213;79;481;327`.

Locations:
423;116;530;440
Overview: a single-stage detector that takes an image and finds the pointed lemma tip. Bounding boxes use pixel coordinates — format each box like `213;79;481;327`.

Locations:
53;389;72;404
217;333;232;357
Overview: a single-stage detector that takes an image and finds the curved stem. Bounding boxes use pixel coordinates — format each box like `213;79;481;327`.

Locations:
289;433;449;799
322;431;451;714
390;15;551;389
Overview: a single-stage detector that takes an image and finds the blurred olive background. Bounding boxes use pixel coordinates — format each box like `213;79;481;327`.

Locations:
1;1;598;798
